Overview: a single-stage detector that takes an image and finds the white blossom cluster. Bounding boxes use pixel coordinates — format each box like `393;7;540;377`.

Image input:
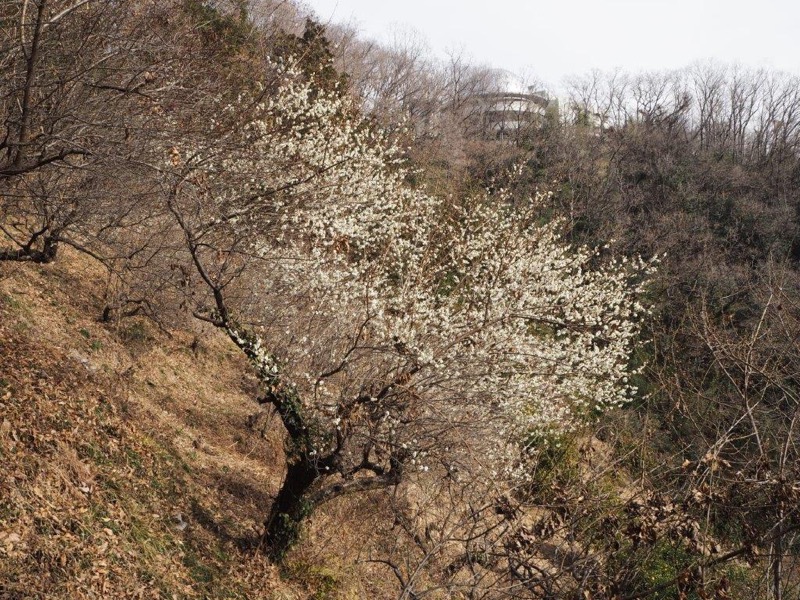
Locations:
173;66;654;484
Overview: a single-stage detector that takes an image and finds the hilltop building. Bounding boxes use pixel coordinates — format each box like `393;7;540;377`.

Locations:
470;72;553;139
476;89;550;138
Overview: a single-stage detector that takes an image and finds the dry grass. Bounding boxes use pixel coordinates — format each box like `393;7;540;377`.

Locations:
0;249;387;599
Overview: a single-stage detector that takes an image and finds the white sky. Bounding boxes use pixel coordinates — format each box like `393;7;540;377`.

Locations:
305;0;800;89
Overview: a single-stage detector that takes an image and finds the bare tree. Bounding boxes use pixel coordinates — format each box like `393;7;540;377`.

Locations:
0;0;180;264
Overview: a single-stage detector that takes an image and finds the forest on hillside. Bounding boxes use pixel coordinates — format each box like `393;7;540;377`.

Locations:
2;1;800;598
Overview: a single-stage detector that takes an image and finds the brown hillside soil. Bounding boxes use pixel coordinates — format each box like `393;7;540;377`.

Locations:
0;250;388;598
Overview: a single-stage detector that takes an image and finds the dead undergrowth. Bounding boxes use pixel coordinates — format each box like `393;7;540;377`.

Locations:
0;250;388;599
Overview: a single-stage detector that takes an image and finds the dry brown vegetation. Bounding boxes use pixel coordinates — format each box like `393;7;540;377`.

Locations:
0;248;406;599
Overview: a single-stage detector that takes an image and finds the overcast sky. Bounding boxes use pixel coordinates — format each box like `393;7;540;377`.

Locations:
305;0;800;89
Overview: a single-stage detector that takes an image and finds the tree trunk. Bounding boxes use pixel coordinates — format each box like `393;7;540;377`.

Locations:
10;0;48;169
0;236;58;263
262;458;319;561
772;506;783;600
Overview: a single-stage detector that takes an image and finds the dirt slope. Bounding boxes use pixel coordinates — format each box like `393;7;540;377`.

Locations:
0;250;371;599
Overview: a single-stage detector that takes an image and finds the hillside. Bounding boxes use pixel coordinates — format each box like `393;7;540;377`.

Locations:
0;250;394;599
0;250;756;599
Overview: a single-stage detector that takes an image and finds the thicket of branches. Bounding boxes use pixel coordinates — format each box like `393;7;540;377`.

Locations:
398;61;800;599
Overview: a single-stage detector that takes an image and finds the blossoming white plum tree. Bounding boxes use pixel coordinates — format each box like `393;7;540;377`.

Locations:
164;66;654;559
